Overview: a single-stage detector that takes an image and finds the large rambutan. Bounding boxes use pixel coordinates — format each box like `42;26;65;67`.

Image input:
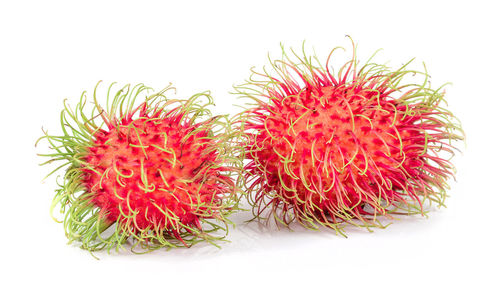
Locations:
38;82;242;252
235;41;464;234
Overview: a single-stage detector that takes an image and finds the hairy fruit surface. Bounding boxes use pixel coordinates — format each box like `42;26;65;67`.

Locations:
235;42;464;234
38;83;241;252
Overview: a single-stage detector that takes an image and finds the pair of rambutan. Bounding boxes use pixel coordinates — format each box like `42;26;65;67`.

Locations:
38;41;463;253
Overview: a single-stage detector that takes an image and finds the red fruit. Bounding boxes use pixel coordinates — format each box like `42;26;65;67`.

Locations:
38;83;241;252
235;42;464;233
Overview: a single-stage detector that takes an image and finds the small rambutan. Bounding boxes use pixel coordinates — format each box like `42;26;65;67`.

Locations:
38;82;242;252
235;40;464;234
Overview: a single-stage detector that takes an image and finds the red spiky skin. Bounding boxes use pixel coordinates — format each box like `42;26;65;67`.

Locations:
240;51;461;229
83;103;233;240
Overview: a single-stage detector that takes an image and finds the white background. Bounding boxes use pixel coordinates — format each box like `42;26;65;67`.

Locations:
1;0;498;305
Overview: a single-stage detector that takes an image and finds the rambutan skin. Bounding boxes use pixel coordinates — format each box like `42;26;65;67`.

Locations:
235;41;464;233
38;83;242;252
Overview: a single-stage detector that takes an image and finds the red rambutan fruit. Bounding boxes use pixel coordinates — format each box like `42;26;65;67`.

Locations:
38;82;242;252
235;41;464;234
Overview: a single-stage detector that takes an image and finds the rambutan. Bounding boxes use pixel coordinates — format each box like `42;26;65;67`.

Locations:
38;82;242;252
235;41;464;234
